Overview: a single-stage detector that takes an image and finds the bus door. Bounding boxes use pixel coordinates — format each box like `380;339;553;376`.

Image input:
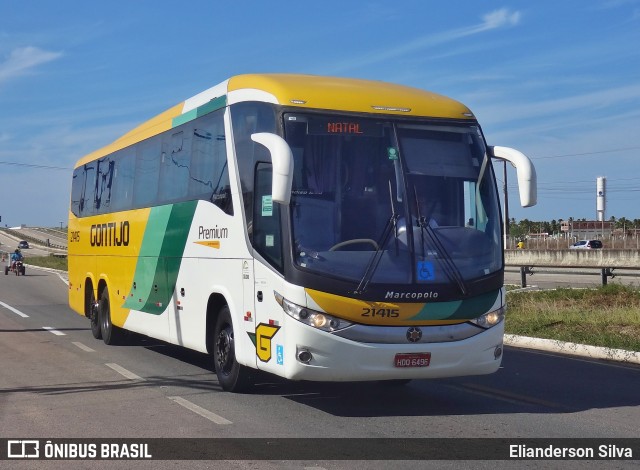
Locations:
252;261;285;374
250;162;286;373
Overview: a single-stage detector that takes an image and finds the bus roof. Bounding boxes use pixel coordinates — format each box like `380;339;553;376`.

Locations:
75;74;475;167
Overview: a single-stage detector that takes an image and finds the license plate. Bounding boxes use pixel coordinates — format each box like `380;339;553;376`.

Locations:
394;352;431;368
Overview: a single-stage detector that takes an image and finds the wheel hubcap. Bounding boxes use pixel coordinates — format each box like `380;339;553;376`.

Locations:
216;327;234;374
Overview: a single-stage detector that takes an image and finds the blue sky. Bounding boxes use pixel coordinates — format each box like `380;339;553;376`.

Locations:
1;0;640;228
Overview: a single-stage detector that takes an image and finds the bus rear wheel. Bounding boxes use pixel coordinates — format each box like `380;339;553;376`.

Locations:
99;286;123;345
213;306;252;392
89;288;101;339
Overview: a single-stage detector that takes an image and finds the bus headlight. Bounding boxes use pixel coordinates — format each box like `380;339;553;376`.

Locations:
470;306;505;328
274;292;352;332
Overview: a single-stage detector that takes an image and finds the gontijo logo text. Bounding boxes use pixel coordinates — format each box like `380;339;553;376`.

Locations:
90;221;130;247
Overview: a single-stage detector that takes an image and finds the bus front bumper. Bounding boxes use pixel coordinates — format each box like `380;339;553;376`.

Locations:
273;319;504;382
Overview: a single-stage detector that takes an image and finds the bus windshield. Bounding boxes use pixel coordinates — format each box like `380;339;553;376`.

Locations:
284;114;502;288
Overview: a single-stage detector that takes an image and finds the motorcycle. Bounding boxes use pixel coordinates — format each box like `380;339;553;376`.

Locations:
5;260;26;276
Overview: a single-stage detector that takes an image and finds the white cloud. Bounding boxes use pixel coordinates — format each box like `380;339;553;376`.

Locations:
597;0;640;9
481;8;521;30
0;46;63;84
328;8;522;73
474;83;640;131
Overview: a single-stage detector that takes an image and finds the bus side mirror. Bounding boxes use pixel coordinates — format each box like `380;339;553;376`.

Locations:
491;146;537;207
251;133;294;205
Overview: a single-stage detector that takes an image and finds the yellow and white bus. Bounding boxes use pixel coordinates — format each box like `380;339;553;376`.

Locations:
68;74;536;392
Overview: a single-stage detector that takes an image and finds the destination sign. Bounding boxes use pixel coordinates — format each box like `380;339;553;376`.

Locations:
307;118;383;137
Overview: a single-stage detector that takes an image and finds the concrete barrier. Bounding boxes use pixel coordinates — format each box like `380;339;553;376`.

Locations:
505;249;640;269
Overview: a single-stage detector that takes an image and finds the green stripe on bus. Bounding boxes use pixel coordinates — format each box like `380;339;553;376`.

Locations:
123;201;198;315
140;201;197;314
122;205;172;311
408;290;500;321
171;96;227;128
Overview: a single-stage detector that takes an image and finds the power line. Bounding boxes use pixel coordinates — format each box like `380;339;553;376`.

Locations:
533;146;640;160
0;160;70;170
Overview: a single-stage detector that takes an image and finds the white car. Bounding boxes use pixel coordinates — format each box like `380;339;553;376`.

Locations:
570;240;603;249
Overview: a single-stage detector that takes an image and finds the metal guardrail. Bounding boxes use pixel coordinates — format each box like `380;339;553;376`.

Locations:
2;228;67;250
0;227;67;251
506;265;640;288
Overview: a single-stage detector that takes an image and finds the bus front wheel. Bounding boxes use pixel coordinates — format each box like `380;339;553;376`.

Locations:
213;306;252;392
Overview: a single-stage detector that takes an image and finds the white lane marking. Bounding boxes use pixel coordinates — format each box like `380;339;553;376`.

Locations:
72;341;95;352
0;300;29;318
57;273;69;286
43;326;65;336
105;363;144;381
167;396;232;425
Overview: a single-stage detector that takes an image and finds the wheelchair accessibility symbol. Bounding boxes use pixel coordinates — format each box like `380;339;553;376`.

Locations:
417;261;435;281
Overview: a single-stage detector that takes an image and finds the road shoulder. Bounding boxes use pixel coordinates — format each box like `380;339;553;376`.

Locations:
505;334;640;365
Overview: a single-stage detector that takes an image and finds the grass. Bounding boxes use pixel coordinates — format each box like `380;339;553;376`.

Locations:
505;284;640;352
24;255;68;271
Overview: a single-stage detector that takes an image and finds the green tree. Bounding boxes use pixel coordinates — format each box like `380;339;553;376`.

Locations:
519;218;532;235
509;222;525;239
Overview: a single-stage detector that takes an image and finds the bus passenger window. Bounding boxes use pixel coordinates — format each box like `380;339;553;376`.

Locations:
133;137;161;207
110;148;135;212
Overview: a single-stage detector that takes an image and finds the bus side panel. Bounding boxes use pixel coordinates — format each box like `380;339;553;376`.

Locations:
166;200;254;363
166;256;207;351
166;257;249;358
118;202;198;341
68;212;93;317
68;208;152;327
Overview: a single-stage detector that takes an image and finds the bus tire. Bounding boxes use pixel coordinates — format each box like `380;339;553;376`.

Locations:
99;286;122;345
88;288;102;339
213;305;252;392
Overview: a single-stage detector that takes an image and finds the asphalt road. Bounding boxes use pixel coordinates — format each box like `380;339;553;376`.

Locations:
1;269;639;469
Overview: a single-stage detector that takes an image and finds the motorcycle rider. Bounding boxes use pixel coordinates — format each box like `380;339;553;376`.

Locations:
11;249;23;270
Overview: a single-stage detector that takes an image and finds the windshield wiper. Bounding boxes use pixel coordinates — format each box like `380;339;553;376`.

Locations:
413;188;468;296
353;181;398;294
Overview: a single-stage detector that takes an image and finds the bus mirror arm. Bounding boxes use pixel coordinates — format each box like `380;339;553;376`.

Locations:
251;133;294;205
490;146;537;208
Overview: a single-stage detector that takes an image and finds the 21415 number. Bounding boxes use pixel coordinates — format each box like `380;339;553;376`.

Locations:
361;308;400;318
